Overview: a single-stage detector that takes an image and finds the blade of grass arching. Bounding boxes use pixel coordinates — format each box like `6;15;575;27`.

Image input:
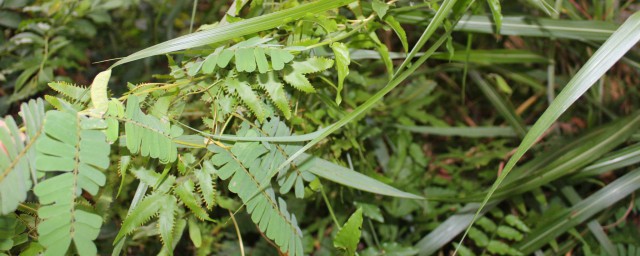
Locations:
109;0;354;68
455;15;618;41
297;153;423;199
415;202;498;256
483;113;640;201
470;70;527;138
560;186;617;256
456;12;640;254
424;113;640;202
516;169;640;254
396;125;520;137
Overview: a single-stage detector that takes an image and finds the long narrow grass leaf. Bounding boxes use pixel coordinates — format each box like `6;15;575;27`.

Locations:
110;0;354;68
458;11;640;252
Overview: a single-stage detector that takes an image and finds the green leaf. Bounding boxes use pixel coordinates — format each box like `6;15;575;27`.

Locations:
110;0;355;68
194;162;217;209
476;217;497;232
257;72;291;119
296;153;423;199
455;15;617;41
487;240;522;255
202;47;222;74
497;226;523;241
254;47;270;73
516;169;640;254
235;48;257;72
283;57;334;93
157;195;177;250
486;0;503;33
462;11;640;250
334;208;363;256
48;82;90;103
225;76;268;122
34;109;108;255
505;215;530;233
371;0;389;18
275;0;456;191
397;125;519;137
383;16;408;52
174;180;212;221
269;48;295;71
354;202;384;223
188;217;202;248
114;193;167;243
208;127;304;255
105;99;124;143
468;227;489;247
330;42;350;104
90;70;111;115
124;95;183;163
0;99;44;214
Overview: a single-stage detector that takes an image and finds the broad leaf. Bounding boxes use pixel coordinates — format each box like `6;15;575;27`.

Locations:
334;208;363;255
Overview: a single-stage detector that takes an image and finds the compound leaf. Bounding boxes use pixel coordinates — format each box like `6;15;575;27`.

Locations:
34;109;109;256
0;99;44;214
124;95;183;163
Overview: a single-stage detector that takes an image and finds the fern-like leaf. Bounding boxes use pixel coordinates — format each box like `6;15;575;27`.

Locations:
124;95;183;163
283;57;334;93
48;82;90;103
257;72;292;119
0;99;44;214
114;193;168;243
194;162;217;209
225;75;268;122
157;195;177;250
33;109;109;256
208;127;304;255
174;180;213;221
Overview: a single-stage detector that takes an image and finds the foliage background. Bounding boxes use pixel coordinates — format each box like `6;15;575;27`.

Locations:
1;0;640;255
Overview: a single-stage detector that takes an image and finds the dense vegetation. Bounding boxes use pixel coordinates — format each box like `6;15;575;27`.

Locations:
1;0;640;255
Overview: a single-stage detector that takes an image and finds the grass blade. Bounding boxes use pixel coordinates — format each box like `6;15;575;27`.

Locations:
560;186;617;256
396;125;519;137
457;11;640;253
470;70;527;138
455;15;618;41
298;153;422;199
516;169;640;254
415;203;497;256
110;0;354;68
